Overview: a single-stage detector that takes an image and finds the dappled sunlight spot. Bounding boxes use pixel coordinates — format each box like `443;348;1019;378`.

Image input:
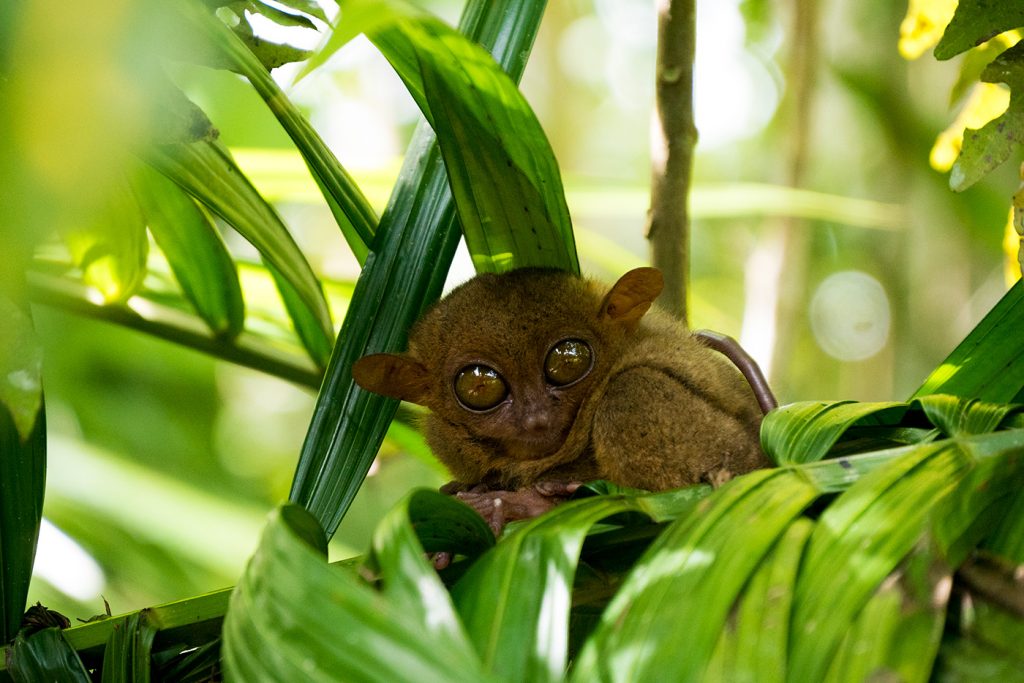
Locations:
84;286;107;306
34;518;105;601
810;271;890;362
610;546;715;612
606;641;657;680
1004;208;1022;285
924;362;960;388
245;9;323;51
741;232;785;378
125;295;157;318
535;562;570;675
471;251;516;272
413;573;456;633
595;0;655;49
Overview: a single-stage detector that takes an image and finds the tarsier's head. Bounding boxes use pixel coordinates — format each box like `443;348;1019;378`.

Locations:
352;267;663;463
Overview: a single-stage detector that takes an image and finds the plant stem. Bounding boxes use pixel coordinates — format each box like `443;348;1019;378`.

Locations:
646;0;697;323
28;273;321;389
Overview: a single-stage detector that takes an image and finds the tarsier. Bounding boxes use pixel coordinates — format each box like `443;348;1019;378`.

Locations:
353;267;773;534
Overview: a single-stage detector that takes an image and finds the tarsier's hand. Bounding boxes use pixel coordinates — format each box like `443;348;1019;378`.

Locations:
430;480;581;570
455;481;581;535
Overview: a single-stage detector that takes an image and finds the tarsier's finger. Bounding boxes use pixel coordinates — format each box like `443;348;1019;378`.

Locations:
533;480;581;497
430;551;453;570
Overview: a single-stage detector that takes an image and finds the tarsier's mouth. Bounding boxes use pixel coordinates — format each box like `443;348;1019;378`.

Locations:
508;424;573;460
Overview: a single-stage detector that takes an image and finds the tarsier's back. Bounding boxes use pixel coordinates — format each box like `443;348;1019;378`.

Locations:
353;267;769;492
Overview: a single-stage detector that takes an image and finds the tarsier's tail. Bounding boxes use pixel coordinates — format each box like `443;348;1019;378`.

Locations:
693;330;778;414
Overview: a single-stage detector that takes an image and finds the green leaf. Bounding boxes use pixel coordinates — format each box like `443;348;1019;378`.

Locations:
350;0;579;273
0;297;43;441
7;628;90;683
761;400;909;465
789;443;961;682
0;403;45;644
180;0;377;262
916;394;1022;438
235;29;313;70
265;260;334;368
60;176;149;304
101;611;159;683
365;491;489;661
131;164;245;339
705;519;812;683
241;1;317;30
914;280;1024;402
983;485;1024;561
386;488;494;559
930;428;1024;564
24;587;233;669
290;0;550;536
144;138;334;365
786;430;1024;681
934;1;1024;60
763;395;1023;467
222;504;494;683
452;495;650;683
822;542;949;683
948;43;1024;191
572;470;820;682
148;80;218;146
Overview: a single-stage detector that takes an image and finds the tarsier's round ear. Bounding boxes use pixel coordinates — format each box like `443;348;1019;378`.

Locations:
599;267;664;326
352;354;431;406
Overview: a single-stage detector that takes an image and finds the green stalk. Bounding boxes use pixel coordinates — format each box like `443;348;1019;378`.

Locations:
189;2;378;262
28;273;320;388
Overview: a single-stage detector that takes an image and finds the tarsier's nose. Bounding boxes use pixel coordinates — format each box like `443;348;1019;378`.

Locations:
523;411;550;433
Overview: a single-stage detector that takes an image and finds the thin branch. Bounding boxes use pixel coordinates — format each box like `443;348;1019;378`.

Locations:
28;273;322;389
646;0;697;324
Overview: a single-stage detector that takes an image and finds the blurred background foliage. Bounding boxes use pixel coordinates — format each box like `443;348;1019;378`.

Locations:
4;0;1019;624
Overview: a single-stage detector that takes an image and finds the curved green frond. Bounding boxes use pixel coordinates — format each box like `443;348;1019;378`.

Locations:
323;0;578;273
572;470;821;682
7;628;90;683
222;503;494;683
144;138;334;366
131;163;245;339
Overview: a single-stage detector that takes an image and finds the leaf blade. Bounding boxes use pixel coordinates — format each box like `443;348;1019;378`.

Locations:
131;163;245;339
144;138;333;366
914;279;1024;402
221;504;492;683
364;4;578;272
572;470;821;682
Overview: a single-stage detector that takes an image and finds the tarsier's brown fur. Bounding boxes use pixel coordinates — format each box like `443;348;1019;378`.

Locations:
353;267;768;496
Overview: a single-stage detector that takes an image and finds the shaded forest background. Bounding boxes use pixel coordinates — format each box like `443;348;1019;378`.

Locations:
20;0;1016;620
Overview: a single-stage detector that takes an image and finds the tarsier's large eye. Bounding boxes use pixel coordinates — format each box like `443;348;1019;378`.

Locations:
544;339;593;386
454;365;508;411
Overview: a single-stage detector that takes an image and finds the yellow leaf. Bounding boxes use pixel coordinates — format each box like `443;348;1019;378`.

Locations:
899;0;957;60
929;82;1010;172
